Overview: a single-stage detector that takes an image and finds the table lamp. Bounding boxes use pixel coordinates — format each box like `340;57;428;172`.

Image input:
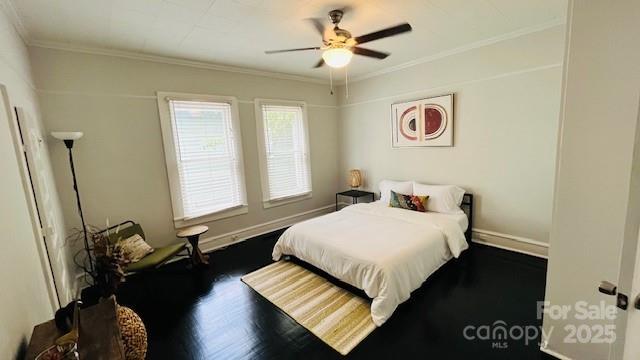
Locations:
349;169;362;189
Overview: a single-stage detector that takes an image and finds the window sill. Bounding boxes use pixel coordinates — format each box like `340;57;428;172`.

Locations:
263;193;312;209
174;205;248;228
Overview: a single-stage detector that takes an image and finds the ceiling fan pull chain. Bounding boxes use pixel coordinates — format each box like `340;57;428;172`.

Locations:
345;66;349;99
329;68;334;95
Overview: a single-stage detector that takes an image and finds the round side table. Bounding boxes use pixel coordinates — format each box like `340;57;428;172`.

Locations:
177;225;209;267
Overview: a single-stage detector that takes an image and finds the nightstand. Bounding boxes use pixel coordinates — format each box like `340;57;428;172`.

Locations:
336;190;375;211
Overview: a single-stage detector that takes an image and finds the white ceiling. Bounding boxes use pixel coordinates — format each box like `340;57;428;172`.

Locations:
10;0;567;80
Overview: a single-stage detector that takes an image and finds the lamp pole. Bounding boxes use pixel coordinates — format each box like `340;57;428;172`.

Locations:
62;138;94;275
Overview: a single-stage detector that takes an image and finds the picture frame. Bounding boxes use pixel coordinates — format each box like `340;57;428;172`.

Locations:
391;94;453;147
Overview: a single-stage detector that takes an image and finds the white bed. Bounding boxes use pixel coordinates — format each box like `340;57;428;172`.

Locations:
272;201;469;326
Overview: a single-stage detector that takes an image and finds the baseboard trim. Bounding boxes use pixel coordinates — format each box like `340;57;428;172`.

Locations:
472;228;549;259
197;204;335;254
72;204;335;296
338;207;549;259
73;209;549;293
540;347;573;360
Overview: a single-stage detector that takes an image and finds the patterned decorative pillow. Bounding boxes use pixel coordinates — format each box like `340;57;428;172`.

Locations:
119;234;154;263
389;190;429;212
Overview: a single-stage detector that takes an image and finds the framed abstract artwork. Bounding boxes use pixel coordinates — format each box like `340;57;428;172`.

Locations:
391;94;453;147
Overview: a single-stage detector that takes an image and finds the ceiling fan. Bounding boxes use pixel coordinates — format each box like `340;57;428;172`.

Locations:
265;9;412;69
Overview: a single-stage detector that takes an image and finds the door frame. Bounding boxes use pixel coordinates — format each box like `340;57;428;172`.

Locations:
2;85;60;310
613;98;640;359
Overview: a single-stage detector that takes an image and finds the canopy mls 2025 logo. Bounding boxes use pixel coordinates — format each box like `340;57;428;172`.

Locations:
462;300;617;350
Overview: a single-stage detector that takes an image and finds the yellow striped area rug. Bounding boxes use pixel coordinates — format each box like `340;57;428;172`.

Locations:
241;261;376;355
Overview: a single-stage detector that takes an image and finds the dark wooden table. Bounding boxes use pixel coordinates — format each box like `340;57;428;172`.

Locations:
335;189;376;211
25;297;125;360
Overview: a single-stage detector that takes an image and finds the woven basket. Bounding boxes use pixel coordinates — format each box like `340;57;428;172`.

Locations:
117;305;147;360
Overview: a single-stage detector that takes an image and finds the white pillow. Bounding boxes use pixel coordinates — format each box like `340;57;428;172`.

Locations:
119;234;154;263
379;180;413;205
412;182;466;214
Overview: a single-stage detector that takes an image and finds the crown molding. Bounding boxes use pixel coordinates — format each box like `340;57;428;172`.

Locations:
14;2;563;88
339;62;562;108
36;88;338;108
28;40;331;85
5;0;329;87
346;18;566;84
0;0;29;42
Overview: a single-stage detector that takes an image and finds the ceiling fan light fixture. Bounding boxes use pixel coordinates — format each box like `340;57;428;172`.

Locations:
322;47;353;68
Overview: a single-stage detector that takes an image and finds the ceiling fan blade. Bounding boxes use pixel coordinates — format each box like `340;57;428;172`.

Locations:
352;47;390;59
265;47;321;54
354;23;412;45
334;5;353;16
306;18;326;38
313;59;325;68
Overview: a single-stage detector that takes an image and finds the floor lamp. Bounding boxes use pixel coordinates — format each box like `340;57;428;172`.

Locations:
51;131;94;275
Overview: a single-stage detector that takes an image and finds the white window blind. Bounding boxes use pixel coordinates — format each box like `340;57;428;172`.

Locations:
259;103;312;202
168;100;245;219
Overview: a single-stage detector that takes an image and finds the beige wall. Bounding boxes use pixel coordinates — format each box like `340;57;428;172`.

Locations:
337;26;565;243
0;7;66;358
31;46;340;253
29;24;565;291
542;1;640;358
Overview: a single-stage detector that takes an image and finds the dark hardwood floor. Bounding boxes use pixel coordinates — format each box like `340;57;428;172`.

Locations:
86;230;557;359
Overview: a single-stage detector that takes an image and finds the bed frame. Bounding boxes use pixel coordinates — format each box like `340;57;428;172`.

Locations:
461;193;474;243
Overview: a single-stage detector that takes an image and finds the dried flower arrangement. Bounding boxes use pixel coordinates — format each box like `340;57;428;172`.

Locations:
68;223;127;298
92;231;126;298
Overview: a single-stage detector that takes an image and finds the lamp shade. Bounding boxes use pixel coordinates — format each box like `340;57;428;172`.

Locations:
322;48;353;68
51;131;83;141
349;169;362;188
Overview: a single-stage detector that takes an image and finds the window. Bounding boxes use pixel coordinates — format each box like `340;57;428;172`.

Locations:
255;99;312;207
157;92;247;226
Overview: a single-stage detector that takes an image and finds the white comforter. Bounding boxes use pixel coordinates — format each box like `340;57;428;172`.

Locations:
272;203;469;326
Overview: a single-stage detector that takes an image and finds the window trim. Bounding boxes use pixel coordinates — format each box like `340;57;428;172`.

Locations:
254;98;312;209
157;91;248;227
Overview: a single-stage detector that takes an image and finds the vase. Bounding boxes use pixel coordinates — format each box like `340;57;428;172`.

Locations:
116;304;147;360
